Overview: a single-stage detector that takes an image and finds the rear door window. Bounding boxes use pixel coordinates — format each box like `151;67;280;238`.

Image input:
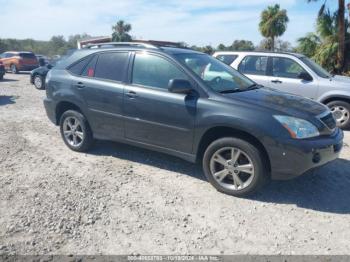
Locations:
94;52;128;82
19;53;36;59
216;54;238;65
238;56;268;76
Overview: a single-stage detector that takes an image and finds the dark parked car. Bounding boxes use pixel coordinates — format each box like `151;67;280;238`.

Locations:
30;63;53;89
43;42;343;196
0;60;5;80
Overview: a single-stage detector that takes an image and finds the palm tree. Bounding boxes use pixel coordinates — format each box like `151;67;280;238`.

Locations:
307;0;346;71
259;4;289;51
112;20;132;42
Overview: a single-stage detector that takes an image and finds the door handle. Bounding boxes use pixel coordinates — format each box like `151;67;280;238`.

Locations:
271;80;282;84
74;82;85;89
126;91;138;98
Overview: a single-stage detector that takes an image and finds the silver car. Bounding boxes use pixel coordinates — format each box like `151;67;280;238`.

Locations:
213;51;350;129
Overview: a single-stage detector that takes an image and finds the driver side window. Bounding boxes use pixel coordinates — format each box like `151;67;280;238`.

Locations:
272;57;307;79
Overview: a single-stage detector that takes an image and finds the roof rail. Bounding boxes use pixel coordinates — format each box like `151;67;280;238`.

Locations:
83;42;159;49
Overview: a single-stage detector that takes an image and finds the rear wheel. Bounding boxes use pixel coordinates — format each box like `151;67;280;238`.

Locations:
59;110;94;152
203;137;268;197
34;75;44;89
327;100;350;129
10;64;18;74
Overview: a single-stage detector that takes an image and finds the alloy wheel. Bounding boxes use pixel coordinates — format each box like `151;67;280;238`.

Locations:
34;76;42;89
209;147;255;191
63;116;84;147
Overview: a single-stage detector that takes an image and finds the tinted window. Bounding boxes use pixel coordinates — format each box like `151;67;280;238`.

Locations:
94;52;128;82
132;53;188;89
216;54;238;65
238;56;268;75
5;53;13;58
68;56;92;75
82;55;98;77
272;57;307;79
19;53;36;59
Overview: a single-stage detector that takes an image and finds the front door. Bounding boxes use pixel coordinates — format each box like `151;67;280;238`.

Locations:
266;57;318;99
123;52;196;153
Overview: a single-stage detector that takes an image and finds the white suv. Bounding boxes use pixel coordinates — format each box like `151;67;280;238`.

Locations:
213;51;350;129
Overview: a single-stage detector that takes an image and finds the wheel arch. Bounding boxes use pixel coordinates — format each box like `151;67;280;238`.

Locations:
55;101;83;125
321;95;350;105
196;126;271;172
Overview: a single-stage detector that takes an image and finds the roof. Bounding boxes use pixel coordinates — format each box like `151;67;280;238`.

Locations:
5;51;34;54
214;50;305;58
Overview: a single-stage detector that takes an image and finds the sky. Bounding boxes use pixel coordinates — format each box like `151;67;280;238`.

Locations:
0;0;342;47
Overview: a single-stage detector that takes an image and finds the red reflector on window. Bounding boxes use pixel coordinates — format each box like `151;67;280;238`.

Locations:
88;68;94;77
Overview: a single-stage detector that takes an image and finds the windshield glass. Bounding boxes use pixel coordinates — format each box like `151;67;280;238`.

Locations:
174;53;255;93
300;57;332;78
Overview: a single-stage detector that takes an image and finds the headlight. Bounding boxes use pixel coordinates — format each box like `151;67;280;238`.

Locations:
274;115;320;139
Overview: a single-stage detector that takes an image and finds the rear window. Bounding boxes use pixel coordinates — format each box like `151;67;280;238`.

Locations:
68;56;92;75
216;54;238;65
94;52;128;82
19;53;36;59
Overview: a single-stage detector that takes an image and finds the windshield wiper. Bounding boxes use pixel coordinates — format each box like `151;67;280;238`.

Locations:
246;83;260;90
220;88;241;94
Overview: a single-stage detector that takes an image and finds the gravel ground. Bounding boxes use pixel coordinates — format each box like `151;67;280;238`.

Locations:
0;73;350;255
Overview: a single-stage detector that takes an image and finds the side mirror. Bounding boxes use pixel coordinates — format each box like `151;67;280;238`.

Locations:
47;64;53;69
298;72;313;81
168;79;193;94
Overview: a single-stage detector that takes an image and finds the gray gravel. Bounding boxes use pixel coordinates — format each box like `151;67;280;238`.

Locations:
0;73;350;255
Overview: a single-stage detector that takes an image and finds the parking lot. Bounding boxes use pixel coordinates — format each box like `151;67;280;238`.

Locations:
1;73;350;255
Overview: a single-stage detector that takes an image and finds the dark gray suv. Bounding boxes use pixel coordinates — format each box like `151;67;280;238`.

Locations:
43;42;343;197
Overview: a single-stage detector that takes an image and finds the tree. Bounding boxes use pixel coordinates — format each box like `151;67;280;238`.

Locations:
307;0;346;71
112;20;132;42
296;33;321;57
217;43;227;51
231;40;255;51
259;4;289;51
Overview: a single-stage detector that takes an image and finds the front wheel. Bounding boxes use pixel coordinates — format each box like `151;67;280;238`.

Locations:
327;100;350;129
203;137;268;197
59;110;94;152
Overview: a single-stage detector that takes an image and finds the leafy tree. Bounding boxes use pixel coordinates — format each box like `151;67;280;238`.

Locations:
259;4;289;51
296;33;321;57
231;40;255;51
307;0;346;71
112;20;132;42
217;43;227;51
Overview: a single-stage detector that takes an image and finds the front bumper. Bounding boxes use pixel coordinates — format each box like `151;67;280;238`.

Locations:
267;128;343;180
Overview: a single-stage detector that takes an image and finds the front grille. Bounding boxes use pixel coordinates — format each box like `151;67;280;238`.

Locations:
320;112;337;130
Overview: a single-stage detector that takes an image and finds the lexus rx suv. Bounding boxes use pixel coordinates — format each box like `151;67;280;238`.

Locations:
213;51;350;129
43;43;343;196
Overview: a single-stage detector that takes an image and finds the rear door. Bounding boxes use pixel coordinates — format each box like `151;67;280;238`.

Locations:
68;51;130;140
19;53;38;66
123;52;196;153
237;55;271;86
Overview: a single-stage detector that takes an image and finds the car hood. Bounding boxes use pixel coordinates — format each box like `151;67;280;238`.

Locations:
329;75;350;86
221;87;327;119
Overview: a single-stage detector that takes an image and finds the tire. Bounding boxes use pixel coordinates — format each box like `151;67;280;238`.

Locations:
202;137;268;197
10;64;18;74
33;75;44;90
0;74;3;80
59;110;94;152
327;100;350;130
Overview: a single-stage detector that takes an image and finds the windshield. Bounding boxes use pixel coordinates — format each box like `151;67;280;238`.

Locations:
300;57;332;79
174;53;255;93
